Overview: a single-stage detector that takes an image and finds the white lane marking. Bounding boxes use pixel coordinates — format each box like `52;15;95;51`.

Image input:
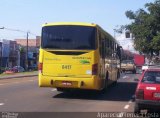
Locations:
51;89;57;91
0;103;4;106
117;112;124;117
0;79;36;86
128;100;132;104
124;105;130;109
28;80;35;82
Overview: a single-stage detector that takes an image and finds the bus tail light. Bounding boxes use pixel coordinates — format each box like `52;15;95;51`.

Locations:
136;89;144;99
38;63;43;73
92;64;98;75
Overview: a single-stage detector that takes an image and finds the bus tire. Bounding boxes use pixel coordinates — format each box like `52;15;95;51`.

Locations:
57;88;70;92
101;72;109;93
57;88;64;92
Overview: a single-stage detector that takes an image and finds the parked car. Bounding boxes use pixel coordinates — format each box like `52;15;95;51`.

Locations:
134;65;160;113
142;63;156;71
4;68;16;74
12;66;25;72
28;64;37;71
142;64;149;71
121;60;136;73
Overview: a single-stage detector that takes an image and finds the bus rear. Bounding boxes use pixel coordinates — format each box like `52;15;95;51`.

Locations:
39;23;103;90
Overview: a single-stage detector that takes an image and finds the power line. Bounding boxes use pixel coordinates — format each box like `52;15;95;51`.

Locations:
1;27;37;36
0;26;38;71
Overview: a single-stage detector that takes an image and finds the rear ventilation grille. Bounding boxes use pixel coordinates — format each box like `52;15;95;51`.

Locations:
49;51;87;55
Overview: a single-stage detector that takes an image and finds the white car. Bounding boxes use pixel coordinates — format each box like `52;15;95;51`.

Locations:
142;63;156;71
142;64;149;71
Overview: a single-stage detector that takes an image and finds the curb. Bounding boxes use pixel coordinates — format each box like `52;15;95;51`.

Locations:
0;74;38;80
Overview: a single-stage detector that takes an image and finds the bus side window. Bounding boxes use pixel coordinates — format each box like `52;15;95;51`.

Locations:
98;32;105;59
117;46;122;60
101;39;105;59
110;40;113;58
105;38;109;57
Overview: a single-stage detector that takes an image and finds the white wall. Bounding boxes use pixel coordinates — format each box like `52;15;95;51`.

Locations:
115;32;138;53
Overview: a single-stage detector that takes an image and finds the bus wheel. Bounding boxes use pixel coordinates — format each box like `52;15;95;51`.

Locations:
113;71;119;85
101;72;109;93
57;88;64;92
57;88;70;92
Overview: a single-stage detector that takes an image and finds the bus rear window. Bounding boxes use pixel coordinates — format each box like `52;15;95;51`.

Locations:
142;71;160;84
41;25;96;50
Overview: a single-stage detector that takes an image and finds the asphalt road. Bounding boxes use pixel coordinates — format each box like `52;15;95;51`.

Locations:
0;72;141;118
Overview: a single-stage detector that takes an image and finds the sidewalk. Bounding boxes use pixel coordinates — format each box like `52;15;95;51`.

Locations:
0;71;38;79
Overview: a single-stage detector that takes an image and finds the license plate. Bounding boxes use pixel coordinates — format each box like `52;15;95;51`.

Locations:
154;93;160;98
62;81;72;86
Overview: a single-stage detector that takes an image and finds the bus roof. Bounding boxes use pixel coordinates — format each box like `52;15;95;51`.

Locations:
42;22;119;45
43;22;97;27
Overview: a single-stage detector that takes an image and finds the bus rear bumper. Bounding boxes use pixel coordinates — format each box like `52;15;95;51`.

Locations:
39;74;103;90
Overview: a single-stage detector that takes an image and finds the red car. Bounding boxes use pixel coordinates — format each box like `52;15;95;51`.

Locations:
134;66;160;113
4;68;16;74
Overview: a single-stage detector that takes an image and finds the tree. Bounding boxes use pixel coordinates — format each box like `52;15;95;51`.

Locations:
120;0;160;56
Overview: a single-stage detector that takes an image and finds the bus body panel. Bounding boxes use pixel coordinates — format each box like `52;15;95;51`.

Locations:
42;50;94;77
39;74;104;90
39;22;121;91
39;49;105;90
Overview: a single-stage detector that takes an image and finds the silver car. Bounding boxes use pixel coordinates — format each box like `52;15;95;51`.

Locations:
12;66;25;72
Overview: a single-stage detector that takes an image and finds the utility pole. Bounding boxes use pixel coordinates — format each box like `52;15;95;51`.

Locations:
26;32;29;71
0;27;36;71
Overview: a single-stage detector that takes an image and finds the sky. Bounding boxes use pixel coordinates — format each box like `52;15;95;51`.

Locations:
0;0;154;41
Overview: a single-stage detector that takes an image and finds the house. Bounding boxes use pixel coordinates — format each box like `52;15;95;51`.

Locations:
1;39;10;68
115;31;138;53
0;42;2;73
15;36;40;70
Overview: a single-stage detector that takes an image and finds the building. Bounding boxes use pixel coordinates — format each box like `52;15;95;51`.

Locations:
0;39;18;72
15;36;40;47
1;39;10;68
0;42;2;73
0;42;2;58
15;36;40;70
0;36;40;72
115;31;138;53
9;41;19;67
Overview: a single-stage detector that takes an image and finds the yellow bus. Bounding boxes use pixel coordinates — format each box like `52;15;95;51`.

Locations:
38;22;122;91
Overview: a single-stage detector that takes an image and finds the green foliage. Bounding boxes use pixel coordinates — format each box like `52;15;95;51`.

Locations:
151;33;160;55
120;0;160;55
19;46;25;53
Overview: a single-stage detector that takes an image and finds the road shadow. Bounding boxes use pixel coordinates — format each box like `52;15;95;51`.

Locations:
53;81;137;102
